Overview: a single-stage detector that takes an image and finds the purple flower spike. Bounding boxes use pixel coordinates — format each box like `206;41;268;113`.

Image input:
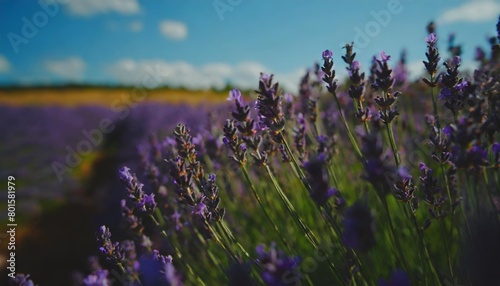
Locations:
136;193;157;214
451;56;461;67
260;73;271;82
379;51;391;62
442;125;453;136
193;201;207;216
256;243;301;286
426;33;437;45
439;88;452;100
351;60;360;71
456;80;469;92
283;93;293;103
322;49;333;60
493;142;500;153
418;162;428;172
378;269;410;286
9;274;36;286
83;269;109;286
227;89;242;104
118;166;134;186
343;202;376;252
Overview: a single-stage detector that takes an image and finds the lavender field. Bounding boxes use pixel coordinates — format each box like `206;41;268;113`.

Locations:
1;3;500;286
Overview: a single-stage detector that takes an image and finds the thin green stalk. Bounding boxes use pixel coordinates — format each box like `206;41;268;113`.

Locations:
483;170;498;213
281;132;345;240
330;90;364;163
280;133;311;191
265;164;319;249
351;250;374;285
208;223;240;263
264;164;347;285
115;263;143;285
404;203;440;284
353;98;370;135
379;196;410;274
429;74;440;131
219;219;251;259
241;165;293;252
151;216;206;286
438;219;454;280
440;163;458;267
385;122;401;167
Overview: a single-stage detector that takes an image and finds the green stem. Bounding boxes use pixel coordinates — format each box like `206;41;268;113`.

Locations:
265;165;319;249
405;203;440;284
265;165;347;285
429;73;440;131
385;122;401;167
438;219;454;280
241;165;293;252
220;220;250;259
208;223;240;262
330;90;364;163
280;133;311;191
379;196;410;274
151;217;206;286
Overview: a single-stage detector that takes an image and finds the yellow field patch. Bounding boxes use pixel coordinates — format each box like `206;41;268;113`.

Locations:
0;87;229;107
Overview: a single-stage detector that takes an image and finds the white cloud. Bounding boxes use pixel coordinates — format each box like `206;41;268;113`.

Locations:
43;57;86;81
130;20;143;32
406;60;425;81
65;0;140;16
106;59;305;92
438;0;500;24
159;21;188;41
0;55;11;73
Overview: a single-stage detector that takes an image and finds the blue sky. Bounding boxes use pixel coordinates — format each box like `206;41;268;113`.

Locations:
0;0;499;92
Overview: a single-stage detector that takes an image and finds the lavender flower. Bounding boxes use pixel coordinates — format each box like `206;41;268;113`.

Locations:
8;274;35;286
303;155;342;206
447;33;462;58
256;243;301;286
83;269;110;286
393;174;416;203
361;131;394;192
426;33;437;45
378;269;410;286
418;163;446;219
343;202;376;252
393;50;407;87
493;142;500;165
475;47;486;62
293;113;307;161
227;88;243;104
135;193;157;215
372;51;400;124
322;49;333;60
170;124;225;225
153;250;183;286
118;166;158;228
96;225;123;265
422;32;441;87
321;49;338;93
255;73;286;139
343;43;367;104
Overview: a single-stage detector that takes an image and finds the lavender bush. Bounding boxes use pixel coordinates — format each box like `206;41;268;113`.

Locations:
10;19;500;285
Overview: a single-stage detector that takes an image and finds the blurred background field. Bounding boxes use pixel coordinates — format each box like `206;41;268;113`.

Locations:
0;86;232;284
0;86;228;106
